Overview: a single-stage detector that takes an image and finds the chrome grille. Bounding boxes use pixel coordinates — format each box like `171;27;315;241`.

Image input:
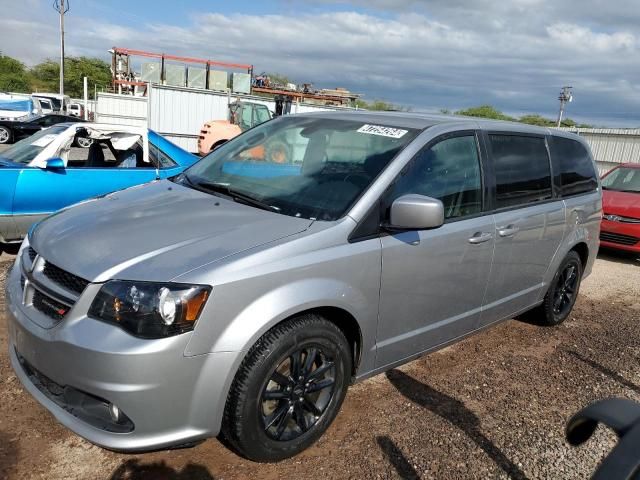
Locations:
603;213;640;224
43;261;89;295
27;247;37;263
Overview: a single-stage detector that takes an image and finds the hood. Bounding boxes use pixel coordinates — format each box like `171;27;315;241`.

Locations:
31;180;312;283
602;190;640;217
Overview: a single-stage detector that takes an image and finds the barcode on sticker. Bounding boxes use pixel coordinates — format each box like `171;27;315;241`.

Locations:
357;124;408;139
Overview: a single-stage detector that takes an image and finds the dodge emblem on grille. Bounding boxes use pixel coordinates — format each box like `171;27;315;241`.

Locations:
41;298;67;316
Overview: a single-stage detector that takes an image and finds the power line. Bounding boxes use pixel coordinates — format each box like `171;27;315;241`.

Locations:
53;0;70;98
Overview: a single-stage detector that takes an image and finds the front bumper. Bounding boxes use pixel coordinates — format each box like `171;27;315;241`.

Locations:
5;257;239;452
600;219;640;253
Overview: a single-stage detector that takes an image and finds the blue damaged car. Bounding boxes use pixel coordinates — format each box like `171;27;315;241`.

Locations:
0;123;198;254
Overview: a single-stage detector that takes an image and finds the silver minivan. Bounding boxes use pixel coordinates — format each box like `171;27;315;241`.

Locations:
6;112;601;461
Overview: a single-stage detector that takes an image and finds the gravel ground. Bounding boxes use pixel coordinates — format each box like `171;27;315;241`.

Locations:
0;249;639;480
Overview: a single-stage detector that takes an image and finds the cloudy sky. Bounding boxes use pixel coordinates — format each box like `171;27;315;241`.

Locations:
2;0;639;126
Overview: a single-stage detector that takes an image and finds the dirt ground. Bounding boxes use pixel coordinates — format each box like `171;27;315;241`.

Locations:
0;249;639;480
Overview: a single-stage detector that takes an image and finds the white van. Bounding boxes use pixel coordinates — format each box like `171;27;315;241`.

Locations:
67;102;84;118
32;93;71;114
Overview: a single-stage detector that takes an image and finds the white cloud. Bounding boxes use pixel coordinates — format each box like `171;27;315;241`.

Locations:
547;23;637;52
0;0;639;125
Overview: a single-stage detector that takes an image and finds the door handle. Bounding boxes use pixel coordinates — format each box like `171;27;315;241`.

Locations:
497;225;520;237
468;232;493;244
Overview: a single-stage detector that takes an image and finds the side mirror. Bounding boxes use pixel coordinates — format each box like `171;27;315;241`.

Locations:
45;157;65;170
389;194;444;230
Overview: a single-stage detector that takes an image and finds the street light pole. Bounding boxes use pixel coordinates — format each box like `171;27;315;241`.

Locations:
53;0;70;98
557;86;573;128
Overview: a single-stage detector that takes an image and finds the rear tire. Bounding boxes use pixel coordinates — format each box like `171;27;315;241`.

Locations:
536;251;583;326
221;314;352;462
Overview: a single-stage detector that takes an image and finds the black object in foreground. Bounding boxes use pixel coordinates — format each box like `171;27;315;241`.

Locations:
567;398;640;480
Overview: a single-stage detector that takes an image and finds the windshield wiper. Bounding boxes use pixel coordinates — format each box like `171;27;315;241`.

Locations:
194;181;281;213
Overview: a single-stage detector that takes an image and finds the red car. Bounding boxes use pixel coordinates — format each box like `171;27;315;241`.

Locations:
600;163;640;253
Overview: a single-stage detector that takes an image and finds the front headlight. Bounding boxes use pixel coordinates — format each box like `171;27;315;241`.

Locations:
89;281;210;339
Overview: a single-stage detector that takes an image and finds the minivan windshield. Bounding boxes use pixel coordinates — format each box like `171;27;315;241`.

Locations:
602;167;640;193
181;116;419;220
0;125;67;165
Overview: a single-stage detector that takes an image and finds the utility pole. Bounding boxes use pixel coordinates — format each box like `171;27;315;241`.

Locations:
557;86;573;127
53;0;70;97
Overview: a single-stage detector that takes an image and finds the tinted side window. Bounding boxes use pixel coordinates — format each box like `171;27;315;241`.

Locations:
489;134;552;209
40;116;58;126
149;145;177;168
549;136;598;197
388;135;483;220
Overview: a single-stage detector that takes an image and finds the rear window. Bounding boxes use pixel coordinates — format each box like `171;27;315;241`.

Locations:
549;136;598;197
489;134;552;209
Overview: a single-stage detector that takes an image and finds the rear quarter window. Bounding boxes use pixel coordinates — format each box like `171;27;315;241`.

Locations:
488;134;552;209
549;136;598;197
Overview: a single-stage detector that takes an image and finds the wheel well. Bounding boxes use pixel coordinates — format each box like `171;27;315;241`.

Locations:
285;306;363;378
570;242;589;269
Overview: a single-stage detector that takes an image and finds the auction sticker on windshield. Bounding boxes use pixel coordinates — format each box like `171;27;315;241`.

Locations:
31;134;58;147
357;124;408;139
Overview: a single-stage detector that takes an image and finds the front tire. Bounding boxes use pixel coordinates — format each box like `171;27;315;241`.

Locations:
221;314;352;462
537;251;583;326
0;126;13;144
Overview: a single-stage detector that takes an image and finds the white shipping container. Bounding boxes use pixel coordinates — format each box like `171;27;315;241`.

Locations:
95;92;148;127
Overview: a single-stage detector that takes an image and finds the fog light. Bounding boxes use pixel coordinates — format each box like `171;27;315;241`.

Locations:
109;403;120;422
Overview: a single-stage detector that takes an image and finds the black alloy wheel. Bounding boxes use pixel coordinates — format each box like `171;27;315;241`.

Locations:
552;262;579;318
536;250;583;326
261;346;336;441
222;314;352;462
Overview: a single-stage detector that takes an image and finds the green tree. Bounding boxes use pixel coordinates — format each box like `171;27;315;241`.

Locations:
453;106;592;128
265;72;293;87
29;59;59;92
455;105;515;121
518;114;554;126
30;57;111;99
0;54;31;92
356;99;408;111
